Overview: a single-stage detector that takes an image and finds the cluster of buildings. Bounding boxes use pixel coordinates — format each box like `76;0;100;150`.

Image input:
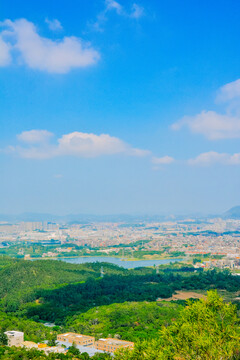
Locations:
195;258;238;269
4;331;65;355
1;218;240;264
57;333;134;355
4;330;134;357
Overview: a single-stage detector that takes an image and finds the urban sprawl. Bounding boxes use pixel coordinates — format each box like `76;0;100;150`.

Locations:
1;218;240;268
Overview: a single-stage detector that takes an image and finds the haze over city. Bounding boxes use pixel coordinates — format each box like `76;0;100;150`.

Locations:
1;0;240;215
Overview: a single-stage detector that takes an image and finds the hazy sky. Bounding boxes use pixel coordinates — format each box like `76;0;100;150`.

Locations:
1;0;240;215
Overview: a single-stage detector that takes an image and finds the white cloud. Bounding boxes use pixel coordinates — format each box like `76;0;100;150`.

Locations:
0;35;11;66
188;151;240;166
172;110;240;140
45;18;63;31
1;18;99;73
131;4;144;19
105;0;123;14
8;130;150;159
91;1;144;31
172;77;240;140
217;79;240;102
152;156;174;164
129;148;150;156
57;132;127;157
105;0;144;18
17;130;53;144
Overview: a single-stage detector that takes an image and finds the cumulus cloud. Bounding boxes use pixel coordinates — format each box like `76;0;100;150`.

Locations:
45;18;63;31
17;130;53;144
0;18;99;73
0;35;11;66
217;79;240;102
188;151;240;166
172;76;240;140
172;111;240;140
152;156;174;165
8;130;150;159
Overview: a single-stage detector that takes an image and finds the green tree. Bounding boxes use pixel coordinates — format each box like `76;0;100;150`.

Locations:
115;291;240;360
0;331;8;345
47;334;57;347
81;352;90;360
68;343;80;356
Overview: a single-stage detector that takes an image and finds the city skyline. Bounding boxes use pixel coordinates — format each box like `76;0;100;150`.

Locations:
1;0;240;214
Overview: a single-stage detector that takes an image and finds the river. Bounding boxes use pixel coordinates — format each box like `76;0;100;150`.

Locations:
60;256;184;269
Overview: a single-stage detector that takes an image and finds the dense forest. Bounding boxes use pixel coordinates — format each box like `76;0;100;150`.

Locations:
1;256;240;358
114;291;240;360
65;301;183;341
0;292;240;359
11;265;240;324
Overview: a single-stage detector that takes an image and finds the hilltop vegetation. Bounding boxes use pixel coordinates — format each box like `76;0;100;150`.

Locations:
115;291;240;360
0;312;55;343
1;256;240;359
1;256;240;325
0;346;111;359
0;292;240;359
21;266;240;324
65;301;183;342
0;257;126;312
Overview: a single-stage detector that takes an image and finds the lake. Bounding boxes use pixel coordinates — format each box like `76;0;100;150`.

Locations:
60;256;184;269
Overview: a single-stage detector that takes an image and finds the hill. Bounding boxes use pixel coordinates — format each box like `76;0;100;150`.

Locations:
0;257;126;312
223;206;240;219
114;291;240;360
1;292;240;360
65;301;182;342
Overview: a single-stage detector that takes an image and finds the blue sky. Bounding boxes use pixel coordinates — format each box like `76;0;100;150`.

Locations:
1;0;240;215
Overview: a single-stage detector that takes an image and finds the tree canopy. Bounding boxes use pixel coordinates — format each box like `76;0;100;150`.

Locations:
114;291;240;360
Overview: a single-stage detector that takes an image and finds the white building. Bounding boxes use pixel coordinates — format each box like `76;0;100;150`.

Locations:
4;331;24;347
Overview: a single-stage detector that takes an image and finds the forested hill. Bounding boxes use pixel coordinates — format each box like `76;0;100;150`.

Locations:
0;291;240;359
114;291;240;360
0;256;127;312
65;301;183;342
0;257;240;359
1;256;240;326
0;256;125;298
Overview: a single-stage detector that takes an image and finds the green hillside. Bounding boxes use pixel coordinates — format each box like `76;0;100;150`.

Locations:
0;292;239;359
114;291;240;360
1;257;240;325
65;301;183;342
0;311;55;343
0;257;126;311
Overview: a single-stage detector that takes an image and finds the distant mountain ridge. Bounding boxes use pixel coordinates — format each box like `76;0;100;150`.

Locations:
1;207;240;223
223;206;240;219
0;212;168;224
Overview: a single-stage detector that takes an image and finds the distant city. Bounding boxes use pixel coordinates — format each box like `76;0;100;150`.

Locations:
1;206;240;269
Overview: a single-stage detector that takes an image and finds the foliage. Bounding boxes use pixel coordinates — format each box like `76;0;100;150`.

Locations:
0;312;54;343
0;260;126;312
0;331;8;346
114;291;240;360
1;257;240;358
0;346;112;359
65;301;182;341
1;257;240;326
23;268;240;324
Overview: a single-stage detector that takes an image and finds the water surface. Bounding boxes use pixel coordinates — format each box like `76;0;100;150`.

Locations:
60;256;183;269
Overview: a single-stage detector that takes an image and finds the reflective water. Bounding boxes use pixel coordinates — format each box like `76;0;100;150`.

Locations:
60;256;183;269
